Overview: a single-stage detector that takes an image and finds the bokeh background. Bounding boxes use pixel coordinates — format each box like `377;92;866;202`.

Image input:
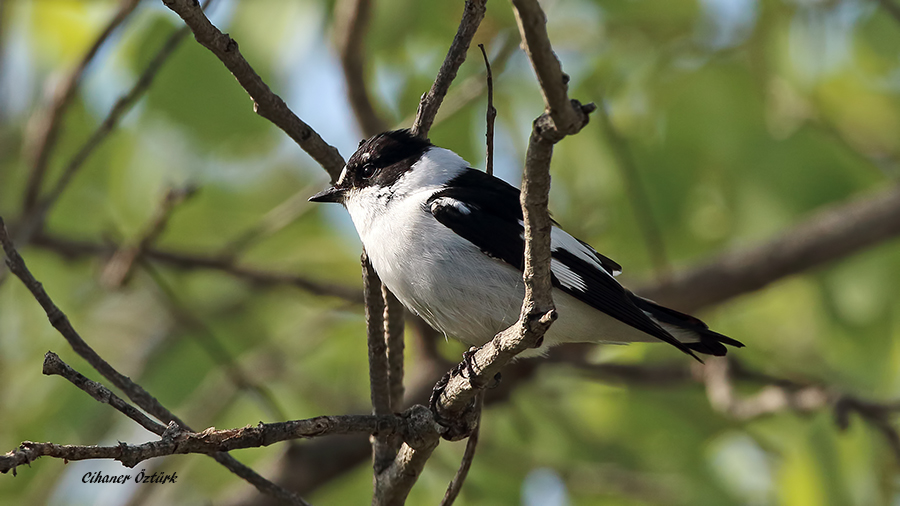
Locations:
2;0;900;505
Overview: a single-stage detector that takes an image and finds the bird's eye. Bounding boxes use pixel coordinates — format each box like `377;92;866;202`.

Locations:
361;163;378;179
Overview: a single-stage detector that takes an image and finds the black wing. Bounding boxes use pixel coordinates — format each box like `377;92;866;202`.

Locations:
426;168;696;358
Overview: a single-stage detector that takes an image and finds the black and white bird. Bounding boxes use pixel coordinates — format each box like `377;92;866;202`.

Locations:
310;129;743;359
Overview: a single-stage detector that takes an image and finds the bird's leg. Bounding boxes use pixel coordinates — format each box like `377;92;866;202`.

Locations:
428;348;496;441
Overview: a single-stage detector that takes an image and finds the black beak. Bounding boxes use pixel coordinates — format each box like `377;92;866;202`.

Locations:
309;186;345;203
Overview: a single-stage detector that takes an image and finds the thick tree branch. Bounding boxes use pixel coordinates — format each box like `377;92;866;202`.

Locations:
22;0;141;212
160;0;345;180
334;0;388;137
410;0;487;138
638;183;900;313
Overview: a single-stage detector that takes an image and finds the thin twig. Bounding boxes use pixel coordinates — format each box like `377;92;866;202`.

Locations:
363;251;394;474
31;232;363;304
596;103;670;280
334;0;388;137
384;286;406;414
398;34;518;131
439;392;484;506
42;351;166;436
478;44;497;176
22;0;141;212
410;0;487;138
16;17;198;248
160;0;345;180
0;216;310;505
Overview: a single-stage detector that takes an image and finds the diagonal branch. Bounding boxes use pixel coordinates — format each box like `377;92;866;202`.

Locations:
334;0;389;137
637;183;900;313
160;0;345;180
0;216;309;505
22;0;141;212
410;0;487;138
16;13;197;248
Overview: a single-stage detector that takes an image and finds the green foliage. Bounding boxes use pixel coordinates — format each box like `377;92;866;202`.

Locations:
2;0;900;505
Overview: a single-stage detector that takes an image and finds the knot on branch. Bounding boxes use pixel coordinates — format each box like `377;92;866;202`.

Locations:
161;421;186;442
534;99;596;143
399;405;440;450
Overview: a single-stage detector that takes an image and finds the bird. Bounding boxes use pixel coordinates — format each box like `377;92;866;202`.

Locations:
310;129;743;359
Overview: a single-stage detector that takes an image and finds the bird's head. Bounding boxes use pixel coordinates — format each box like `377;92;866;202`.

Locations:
309;129;434;205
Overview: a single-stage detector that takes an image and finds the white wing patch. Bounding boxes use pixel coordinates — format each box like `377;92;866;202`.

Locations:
430;197;472;215
550;227;622;277
551;260;587;292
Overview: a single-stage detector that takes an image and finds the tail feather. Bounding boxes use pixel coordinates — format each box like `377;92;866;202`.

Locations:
628;293;744;357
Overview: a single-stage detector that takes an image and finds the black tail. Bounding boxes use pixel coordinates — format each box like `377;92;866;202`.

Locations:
628;294;744;356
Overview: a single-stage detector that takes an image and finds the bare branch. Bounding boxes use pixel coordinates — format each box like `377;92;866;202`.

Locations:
477;44;497;176
160;0;345;180
42;351;166;436
373;406;441;506
398;35;518;131
334;0;388;137
511;0;579;133
439;392;483;506
410;0;487;138
1;414;402;475
22;0;141;212
363;252;394;474
16;19;195;246
31;232;363;303
704;358;900;465
638;184;900;314
0;216;310;505
384;286;406;414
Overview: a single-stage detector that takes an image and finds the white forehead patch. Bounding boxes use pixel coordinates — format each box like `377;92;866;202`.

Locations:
337;166;349;186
